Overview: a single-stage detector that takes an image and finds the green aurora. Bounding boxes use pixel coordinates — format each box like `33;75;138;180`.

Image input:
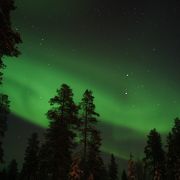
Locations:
2;0;180;159
1;46;179;133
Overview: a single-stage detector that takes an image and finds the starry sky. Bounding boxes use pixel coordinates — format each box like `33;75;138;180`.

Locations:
1;0;180;164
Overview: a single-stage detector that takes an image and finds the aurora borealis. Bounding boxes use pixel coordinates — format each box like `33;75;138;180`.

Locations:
2;0;180;161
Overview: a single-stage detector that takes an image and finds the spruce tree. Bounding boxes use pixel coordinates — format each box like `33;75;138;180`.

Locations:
0;0;21;167
87;129;107;180
144;128;165;180
20;133;39;180
121;170;127;180
0;0;22;83
0;94;10;163
108;154;118;180
7;159;18;180
38;143;50;180
167;118;180;180
44;84;79;180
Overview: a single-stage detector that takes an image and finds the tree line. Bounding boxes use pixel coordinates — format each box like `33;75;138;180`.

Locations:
123;119;180;180
0;83;180;180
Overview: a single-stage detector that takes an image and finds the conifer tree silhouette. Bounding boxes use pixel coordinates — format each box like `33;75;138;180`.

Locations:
38;143;50;180
0;0;21;167
87;129;107;180
0;94;10;164
121;170;128;180
108;154;118;180
135;159;144;180
79;90;108;180
79;90;101;178
0;0;22;83
20;133;39;180
167;118;180;180
43;84;79;180
79;91;98;158
144;129;165;180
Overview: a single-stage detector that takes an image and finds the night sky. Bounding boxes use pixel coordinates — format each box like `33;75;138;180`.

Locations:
1;0;180;165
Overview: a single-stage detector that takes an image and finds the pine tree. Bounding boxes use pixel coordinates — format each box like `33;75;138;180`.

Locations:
7;159;18;180
38;143;50;180
44;84;79;180
167;118;180;180
0;0;22;83
0;94;10;164
144;129;165;180
108;154;118;180
79;90;105;179
20;133;39;180
0;0;21;167
121;170;127;180
79;90;99;165
87;129;106;179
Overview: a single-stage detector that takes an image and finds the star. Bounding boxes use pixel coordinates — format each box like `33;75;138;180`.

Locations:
15;27;19;31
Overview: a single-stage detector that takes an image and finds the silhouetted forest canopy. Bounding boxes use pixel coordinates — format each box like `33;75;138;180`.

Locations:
0;0;180;180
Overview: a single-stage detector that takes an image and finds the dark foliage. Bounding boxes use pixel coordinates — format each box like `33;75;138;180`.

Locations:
42;84;79;180
0;0;21;168
79;90;105;179
0;0;22;83
121;170;128;180
166;118;180;180
86;129;107;180
20;133;39;180
108;154;118;180
79;90;99;159
144;129;165;180
38;143;50;180
0;94;10;163
7;159;18;180
135;159;144;180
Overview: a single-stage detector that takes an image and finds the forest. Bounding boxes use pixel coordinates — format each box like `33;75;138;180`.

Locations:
0;0;180;180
